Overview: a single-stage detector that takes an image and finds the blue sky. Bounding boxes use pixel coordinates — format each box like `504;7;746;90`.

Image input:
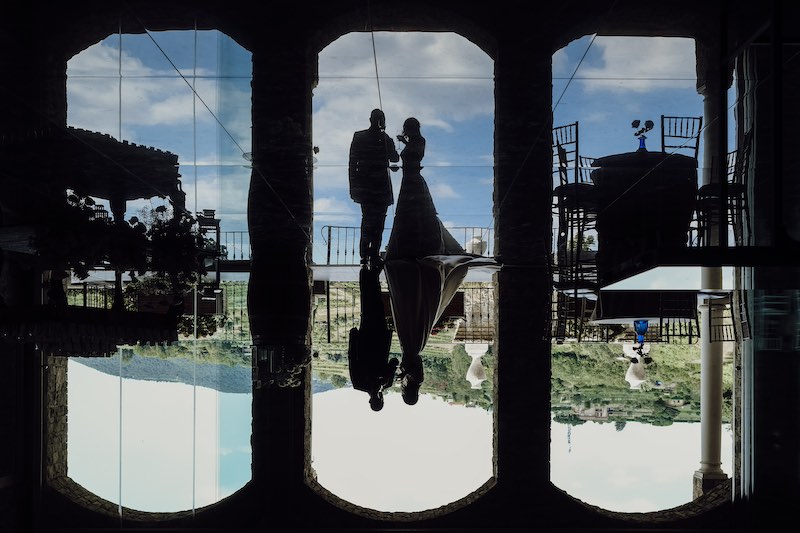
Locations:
312;31;496;265
553;35;706;154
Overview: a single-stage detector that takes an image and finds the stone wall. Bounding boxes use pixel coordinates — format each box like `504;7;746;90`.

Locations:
46;356;68;483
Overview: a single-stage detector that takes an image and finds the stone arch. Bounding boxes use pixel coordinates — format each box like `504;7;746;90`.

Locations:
305;2;498;61
547;29;735;520
302;18;499;518
47;23;256;520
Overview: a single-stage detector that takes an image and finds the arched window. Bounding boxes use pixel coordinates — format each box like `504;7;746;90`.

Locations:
549;35;735;515
56;27;253;516
308;30;497;515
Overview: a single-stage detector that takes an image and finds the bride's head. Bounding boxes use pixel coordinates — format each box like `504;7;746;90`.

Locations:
402;117;421;137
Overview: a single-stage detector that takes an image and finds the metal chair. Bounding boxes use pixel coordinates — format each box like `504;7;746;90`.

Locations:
695;130;752;246
552;121;579;185
552;123;599;303
578;155;595;184
661;115;703;159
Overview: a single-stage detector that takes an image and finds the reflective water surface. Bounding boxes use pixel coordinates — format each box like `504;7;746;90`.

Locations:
67;348;252;512
311;386;493;512
551;416;733;513
550;342;734;512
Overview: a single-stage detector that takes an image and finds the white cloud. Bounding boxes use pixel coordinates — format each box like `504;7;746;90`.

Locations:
313;32;494;177
431;182;460;200
320;31;492;80
67;39;127;76
312;388;492;512
67;40;251;159
577;37;697;93
552;44;572;77
313;197;358;225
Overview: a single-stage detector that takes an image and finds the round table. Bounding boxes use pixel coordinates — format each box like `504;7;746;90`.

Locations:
589;149;698;279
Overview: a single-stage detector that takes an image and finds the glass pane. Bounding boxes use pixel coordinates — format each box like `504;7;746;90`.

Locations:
207;77;253;166
67;356;122;506
63;27;253;515
311;281;494;512
550;342;734;512
121;31;196;76
177;164;248;234
119;346;195;512
313;33;494;269
554;36;703;157
311;32;495;512
550;35;735;512
120;76;197;156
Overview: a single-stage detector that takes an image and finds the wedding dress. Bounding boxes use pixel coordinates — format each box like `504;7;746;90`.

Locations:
383;136;497;361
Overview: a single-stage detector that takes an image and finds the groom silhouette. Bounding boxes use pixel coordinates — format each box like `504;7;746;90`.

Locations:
348;109;400;266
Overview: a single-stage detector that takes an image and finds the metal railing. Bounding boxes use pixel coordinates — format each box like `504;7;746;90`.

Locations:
455;284;495;342
321;226;361;266
219;226;495;265
220;231;251;260
66;284;116;309
319;225;494;266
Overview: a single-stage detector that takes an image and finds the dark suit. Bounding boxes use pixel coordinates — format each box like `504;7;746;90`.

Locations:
348;266;396;398
349;127;399;261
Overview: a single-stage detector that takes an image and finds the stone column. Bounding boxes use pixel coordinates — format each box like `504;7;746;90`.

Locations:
493;41;554;515
46;356;68;484
693;39;730;499
247;34;315;512
694;293;728;498
0;5;68;311
0;3;67;136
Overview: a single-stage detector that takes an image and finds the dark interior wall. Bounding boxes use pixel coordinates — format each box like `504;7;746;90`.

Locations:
2;1;792;531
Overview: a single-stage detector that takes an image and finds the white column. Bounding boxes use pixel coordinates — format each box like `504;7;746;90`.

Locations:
697;290;725;476
694;68;729;496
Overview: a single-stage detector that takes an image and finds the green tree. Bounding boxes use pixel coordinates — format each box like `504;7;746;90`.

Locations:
330;374;348;388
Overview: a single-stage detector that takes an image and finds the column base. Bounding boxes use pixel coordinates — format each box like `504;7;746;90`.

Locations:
693;470;728;499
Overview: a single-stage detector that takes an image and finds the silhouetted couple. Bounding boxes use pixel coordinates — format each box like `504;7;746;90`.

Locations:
349;110;498;409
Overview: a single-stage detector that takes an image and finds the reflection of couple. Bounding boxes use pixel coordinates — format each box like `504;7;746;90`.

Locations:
348;109;497;409
347;263;397;411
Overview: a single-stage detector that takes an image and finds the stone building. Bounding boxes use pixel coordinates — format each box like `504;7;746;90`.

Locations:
2;1;800;531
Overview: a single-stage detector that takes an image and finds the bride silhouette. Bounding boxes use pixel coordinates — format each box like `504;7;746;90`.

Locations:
383;117;497;405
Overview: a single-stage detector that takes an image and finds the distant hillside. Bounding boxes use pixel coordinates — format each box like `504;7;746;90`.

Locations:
73;354;334;394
